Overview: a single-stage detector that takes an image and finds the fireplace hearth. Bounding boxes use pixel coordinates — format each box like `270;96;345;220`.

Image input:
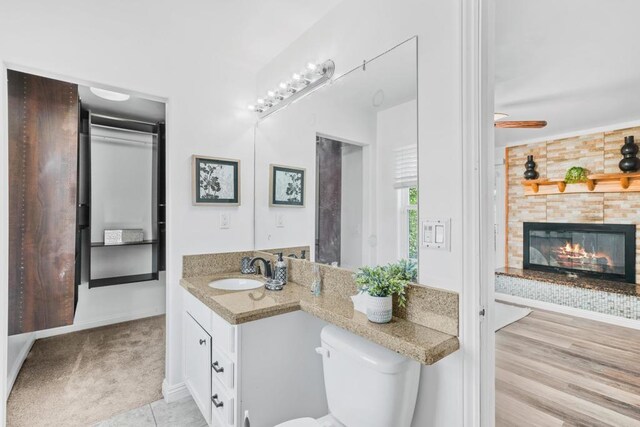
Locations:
523;222;636;283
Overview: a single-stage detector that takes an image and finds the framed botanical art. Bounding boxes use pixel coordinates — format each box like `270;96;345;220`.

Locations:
192;155;240;206
270;164;305;207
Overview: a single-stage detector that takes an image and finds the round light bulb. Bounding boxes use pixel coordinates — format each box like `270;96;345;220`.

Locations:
307;63;317;71
257;98;265;105
292;73;301;81
279;82;288;89
248;105;255;111
267;90;275;97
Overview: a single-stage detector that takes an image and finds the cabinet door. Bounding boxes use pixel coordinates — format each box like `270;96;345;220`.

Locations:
8;70;79;335
184;313;212;425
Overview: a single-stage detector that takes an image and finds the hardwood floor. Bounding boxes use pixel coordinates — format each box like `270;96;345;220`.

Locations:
496;308;640;427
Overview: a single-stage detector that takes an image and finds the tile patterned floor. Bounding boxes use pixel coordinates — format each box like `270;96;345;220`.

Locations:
93;396;207;427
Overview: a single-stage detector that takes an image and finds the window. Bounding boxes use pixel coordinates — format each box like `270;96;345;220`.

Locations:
399;186;418;262
394;145;418;262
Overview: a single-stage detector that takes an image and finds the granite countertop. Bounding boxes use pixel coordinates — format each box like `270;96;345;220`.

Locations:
496;267;640;296
180;273;460;365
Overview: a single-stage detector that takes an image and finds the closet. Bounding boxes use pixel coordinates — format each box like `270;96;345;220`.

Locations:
84;113;165;288
8;70;166;335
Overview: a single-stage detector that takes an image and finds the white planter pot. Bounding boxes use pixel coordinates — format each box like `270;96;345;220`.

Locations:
366;295;393;323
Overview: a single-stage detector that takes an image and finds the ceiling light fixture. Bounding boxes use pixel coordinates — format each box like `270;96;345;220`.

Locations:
90;87;130;102
248;59;335;119
494;112;509;121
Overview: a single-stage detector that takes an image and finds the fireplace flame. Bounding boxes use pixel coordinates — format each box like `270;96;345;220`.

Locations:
554;241;613;267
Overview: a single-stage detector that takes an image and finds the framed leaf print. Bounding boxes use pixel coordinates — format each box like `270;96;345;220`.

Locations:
270;164;305;207
192;155;240;206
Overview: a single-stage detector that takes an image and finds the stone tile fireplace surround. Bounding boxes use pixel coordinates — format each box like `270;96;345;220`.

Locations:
501;126;640;319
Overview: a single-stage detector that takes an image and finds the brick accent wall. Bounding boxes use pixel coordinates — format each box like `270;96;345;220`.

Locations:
506;126;640;283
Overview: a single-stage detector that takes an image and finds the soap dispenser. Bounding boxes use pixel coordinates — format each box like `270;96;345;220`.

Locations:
274;252;288;285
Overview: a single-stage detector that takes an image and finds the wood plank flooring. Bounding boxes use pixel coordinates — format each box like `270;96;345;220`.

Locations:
496;308;640;427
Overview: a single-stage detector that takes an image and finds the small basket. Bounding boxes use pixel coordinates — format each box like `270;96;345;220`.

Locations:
104;229;144;245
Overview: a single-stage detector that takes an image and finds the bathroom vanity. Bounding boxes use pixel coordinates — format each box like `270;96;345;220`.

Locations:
180;251;459;427
181;36;461;427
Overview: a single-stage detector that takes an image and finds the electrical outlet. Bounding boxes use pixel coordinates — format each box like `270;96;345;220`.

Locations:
220;212;230;229
276;213;285;228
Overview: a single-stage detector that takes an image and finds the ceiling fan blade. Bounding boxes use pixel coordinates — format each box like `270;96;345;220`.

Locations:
495;120;547;129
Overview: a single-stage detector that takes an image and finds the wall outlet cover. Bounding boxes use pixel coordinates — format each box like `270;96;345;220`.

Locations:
276;213;285;228
220;212;230;229
422;219;450;250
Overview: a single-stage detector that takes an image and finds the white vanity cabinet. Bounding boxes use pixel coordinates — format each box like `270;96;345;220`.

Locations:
182;288;328;427
184;312;212;425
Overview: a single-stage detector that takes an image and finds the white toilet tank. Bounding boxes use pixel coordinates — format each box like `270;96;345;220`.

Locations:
319;325;421;427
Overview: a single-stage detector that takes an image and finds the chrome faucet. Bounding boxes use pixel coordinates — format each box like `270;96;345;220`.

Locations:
249;257;272;279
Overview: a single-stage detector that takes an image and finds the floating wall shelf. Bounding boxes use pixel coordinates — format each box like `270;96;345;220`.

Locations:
522;172;640;196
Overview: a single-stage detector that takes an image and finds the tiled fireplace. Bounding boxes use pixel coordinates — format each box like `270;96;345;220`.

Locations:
499;125;640;320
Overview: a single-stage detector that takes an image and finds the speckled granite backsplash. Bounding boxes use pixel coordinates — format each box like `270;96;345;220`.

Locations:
182;251;254;277
190;250;460;336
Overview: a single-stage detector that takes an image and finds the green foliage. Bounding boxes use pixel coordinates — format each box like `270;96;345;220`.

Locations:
564;166;588;184
408;209;418;260
409;187;418;205
408;187;418;261
354;260;417;308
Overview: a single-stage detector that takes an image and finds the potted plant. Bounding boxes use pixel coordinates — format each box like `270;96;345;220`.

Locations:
564;166;588;183
354;260;414;323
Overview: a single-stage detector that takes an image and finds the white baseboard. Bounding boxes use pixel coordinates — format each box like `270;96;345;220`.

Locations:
34;307;165;339
6;335;35;397
162;379;190;403
495;293;640;330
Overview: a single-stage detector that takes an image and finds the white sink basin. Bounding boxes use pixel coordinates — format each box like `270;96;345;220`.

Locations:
209;278;263;291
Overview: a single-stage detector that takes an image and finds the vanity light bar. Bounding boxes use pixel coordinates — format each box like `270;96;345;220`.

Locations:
248;59;335;118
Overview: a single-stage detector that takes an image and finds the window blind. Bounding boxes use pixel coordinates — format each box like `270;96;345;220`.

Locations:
394;144;417;189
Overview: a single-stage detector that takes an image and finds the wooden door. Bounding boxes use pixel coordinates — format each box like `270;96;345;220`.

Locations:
8;70;79;335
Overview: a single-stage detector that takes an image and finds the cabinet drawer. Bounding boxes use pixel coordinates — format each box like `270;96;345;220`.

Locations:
211;309;235;354
184;289;212;333
211;344;234;389
211;376;235;426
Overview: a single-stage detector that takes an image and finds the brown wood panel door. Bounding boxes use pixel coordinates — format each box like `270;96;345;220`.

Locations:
8;70;79;335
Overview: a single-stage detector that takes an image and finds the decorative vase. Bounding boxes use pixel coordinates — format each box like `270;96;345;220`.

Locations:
619;136;640;173
366;295;393;323
524;155;539;180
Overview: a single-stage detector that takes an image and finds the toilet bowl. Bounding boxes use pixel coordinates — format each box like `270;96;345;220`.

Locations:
275;325;420;427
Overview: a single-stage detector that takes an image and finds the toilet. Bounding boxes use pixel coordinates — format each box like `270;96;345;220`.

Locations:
276;325;421;427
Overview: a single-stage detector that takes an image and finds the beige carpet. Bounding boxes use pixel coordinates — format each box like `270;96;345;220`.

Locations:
7;315;165;427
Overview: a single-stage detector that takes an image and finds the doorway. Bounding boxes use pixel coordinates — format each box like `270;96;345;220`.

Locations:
315;136;364;269
4;68;169;426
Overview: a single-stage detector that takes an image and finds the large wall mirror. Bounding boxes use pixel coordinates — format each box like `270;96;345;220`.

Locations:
254;37;418;273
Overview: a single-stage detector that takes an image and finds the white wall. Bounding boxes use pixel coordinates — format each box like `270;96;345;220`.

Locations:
376;100;418;265
256;0;465;425
0;0;258;414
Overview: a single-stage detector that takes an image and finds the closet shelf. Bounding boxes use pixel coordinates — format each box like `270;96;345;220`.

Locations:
91;240;158;248
89;273;158;288
522;172;640;195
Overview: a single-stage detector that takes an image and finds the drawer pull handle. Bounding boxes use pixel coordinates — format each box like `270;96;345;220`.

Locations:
212;394;224;408
199;339;206;345
212;361;224;373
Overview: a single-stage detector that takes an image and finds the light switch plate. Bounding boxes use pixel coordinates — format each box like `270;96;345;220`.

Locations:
422;219;450;250
276;213;285;228
220;212;230;229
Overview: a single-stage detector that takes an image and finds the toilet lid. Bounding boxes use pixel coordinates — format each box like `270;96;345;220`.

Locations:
275;417;320;427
